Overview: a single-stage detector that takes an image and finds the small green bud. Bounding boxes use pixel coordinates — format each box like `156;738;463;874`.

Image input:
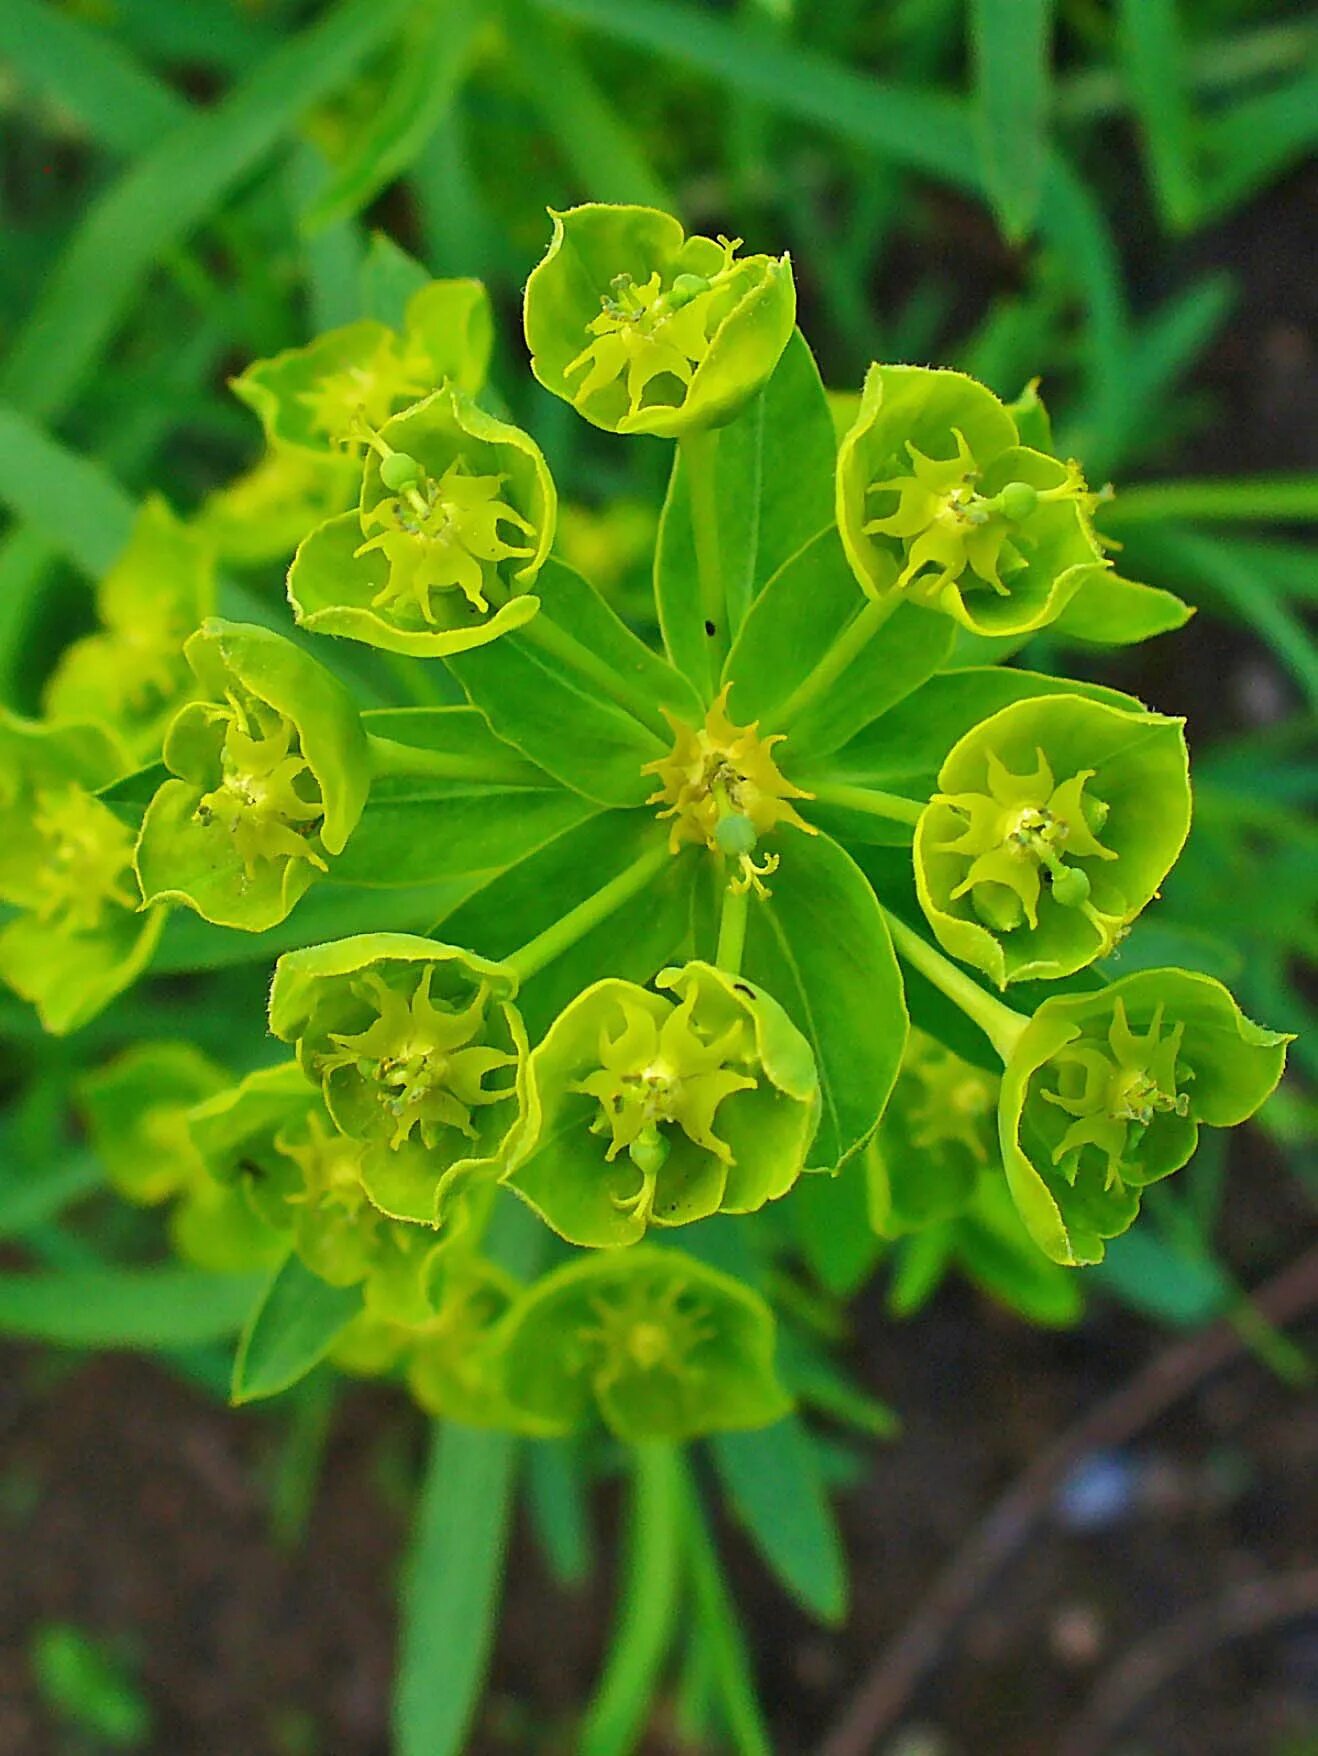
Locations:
714;812;758;858
1081;794;1111;835
379;450;422;492
629;1126;670;1177
666;272;710;310
972;882;1024;933
998;480;1039;523
1047;863;1091;909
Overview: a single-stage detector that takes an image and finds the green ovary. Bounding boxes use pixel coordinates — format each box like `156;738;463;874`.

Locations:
904;1036;997;1164
281;1111;368;1219
30;788;139;931
574;990;755;1198
1041;999;1191;1189
323;968;516;1152
299;335;430;447
196;699;326;878
866;430;1083;603
578;1273;715;1390
565;243;738;417
935;746;1117;932
356;458;535;622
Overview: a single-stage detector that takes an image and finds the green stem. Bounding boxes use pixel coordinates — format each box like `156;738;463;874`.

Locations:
514;605;672;745
680;427;727;688
580;1443;683;1756
882;908;1028;1064
716;878;749;975
365;732;540;787
505;840;671;987
808;778;926;826
773;590;902;734
678;1459;772;1756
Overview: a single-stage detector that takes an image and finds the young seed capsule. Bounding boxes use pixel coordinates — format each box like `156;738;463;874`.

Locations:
629;1126;670;1177
379;451;423;492
998;480;1040;523
714;812;759;858
1048;864;1092;909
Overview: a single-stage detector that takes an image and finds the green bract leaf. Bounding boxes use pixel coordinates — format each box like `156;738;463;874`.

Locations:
504;961;818;1248
524;204;796;438
43;496;215;761
999;969;1291;1265
915;694;1191;986
80;1041;228;1205
268;933;527;1227
135;618;370;931
288;387;556;656
865;1028;996;1236
232;277;493;455
494;1246;791;1442
655;328;836;690
744;830;907;1170
837;365;1108;635
445;560;688;807
723;527;954;762
1050;567;1194;646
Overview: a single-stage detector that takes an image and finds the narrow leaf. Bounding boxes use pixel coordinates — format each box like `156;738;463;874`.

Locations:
232;1254;361;1404
0;1268;264;1347
970;0;1054;241
1117;0;1201;231
710;1417;848;1624
394;1422;519;1756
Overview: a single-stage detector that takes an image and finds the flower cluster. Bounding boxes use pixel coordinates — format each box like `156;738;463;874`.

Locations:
15;205;1287;1440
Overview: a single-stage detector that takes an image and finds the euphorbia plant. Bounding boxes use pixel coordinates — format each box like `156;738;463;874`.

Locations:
10;206;1290;1748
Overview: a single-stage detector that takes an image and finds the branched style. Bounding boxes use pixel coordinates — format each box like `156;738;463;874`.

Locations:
20;205;1286;1442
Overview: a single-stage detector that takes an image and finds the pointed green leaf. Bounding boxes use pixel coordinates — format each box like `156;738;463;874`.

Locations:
231;1254;362;1404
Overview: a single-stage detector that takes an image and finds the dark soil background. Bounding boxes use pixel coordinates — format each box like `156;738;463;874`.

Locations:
1;160;1314;1756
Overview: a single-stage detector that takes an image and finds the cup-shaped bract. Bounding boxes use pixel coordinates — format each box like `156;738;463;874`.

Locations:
505;962;819;1249
287;387;554;656
406;1258;523;1425
999;969;1290;1265
135;619;370;931
268;934;528;1228
494;1247;791;1442
837;365;1108;635
187;1058;445;1306
914;694;1191;987
524;204;796;438
0;712;163;1034
198;443;359;567
232;278;493;456
866;1029;999;1236
43;498;215;762
80;1041;228;1207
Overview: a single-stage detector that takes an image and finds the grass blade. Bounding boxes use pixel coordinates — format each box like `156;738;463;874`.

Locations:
393;1421;519;1756
1103;476;1318;525
1;0;417;423
0;404;135;574
1116;0;1201;231
0;1268;265;1347
506;0;675;210
681;1462;773;1756
1199;68;1318;224
531;0;978;187
299;0;483;234
0;0;186;155
970;0;1054;242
